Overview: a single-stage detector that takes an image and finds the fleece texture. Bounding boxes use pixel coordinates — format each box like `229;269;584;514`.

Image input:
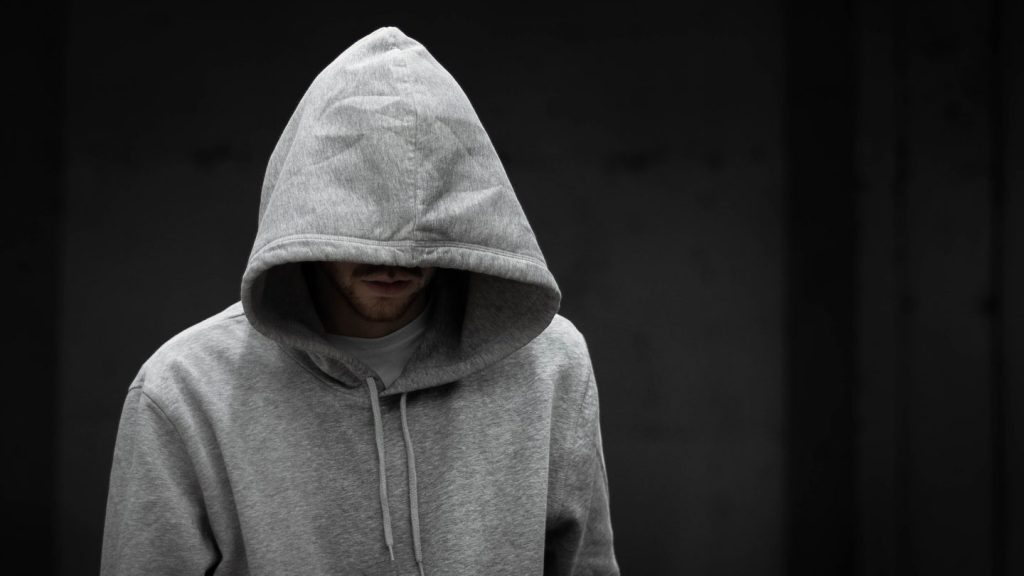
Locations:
101;26;618;576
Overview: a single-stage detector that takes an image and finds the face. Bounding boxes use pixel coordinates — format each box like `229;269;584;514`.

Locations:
318;261;436;323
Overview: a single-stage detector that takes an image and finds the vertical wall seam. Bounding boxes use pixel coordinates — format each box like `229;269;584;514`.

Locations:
890;0;912;573
988;0;1007;573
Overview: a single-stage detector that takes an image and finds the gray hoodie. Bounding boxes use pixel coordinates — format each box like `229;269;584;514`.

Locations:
101;26;618;575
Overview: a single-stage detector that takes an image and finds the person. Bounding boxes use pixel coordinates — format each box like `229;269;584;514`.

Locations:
100;26;619;576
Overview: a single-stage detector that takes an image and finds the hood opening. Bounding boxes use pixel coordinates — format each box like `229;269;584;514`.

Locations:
243;253;558;393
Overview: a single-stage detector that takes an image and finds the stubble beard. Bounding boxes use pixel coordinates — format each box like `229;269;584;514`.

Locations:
334;275;424;323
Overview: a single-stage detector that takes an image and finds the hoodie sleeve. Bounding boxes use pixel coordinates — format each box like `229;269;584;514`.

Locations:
101;384;219;575
544;370;620;575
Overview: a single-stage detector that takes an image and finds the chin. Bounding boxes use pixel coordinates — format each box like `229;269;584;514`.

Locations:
353;296;416;323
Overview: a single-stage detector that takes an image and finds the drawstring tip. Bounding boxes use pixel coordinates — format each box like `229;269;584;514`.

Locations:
417;560;426;576
387;544;395;562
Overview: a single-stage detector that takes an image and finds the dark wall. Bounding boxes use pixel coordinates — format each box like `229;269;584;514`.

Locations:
3;1;65;570
4;1;1020;575
854;0;1023;573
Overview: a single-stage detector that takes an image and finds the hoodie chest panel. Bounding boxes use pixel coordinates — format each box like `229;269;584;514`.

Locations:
203;369;556;575
387;374;556;575
210;382;410;574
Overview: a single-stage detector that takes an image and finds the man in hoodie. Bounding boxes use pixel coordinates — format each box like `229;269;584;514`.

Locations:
101;26;619;576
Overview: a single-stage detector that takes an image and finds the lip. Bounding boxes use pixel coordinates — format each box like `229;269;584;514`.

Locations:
361;279;414;296
363;274;417;283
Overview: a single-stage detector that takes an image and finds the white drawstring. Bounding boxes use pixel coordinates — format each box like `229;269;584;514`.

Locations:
401;392;426;576
366;378;427;574
365;377;395;560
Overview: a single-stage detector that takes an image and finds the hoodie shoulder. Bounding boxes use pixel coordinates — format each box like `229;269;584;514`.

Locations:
539;313;590;351
130;301;250;401
522;313;595;377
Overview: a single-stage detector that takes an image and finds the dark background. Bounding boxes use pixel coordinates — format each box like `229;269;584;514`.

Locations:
5;1;1021;574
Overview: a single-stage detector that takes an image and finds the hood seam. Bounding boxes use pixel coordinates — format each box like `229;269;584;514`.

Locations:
396;42;424;245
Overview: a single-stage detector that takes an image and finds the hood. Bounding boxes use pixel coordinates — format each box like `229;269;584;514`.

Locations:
240;26;561;396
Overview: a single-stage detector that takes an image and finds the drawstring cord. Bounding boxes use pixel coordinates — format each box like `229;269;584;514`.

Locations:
400;393;426;576
366;377;426;576
365;377;395;560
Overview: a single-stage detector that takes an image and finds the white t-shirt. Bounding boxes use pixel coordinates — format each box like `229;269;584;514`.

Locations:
323;303;431;388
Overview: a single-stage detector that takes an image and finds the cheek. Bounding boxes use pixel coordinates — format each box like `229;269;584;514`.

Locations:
327;265;354;285
323;269;353;294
